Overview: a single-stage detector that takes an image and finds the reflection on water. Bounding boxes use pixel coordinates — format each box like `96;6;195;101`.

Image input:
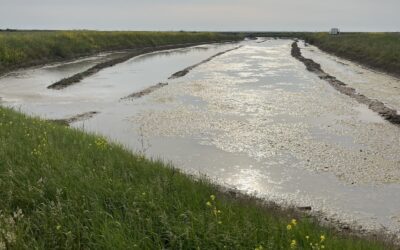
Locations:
300;43;400;111
0;39;399;237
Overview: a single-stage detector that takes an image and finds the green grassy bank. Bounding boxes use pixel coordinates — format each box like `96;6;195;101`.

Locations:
0;31;243;74
0;108;394;249
254;32;400;77
302;33;400;77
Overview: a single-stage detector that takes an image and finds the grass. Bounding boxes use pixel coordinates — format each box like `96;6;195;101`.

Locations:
301;32;400;76
0;31;243;74
0;107;395;249
252;32;400;77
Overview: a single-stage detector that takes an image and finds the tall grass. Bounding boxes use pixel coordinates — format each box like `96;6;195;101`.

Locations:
251;32;400;76
0;31;243;74
303;32;400;76
0;106;394;249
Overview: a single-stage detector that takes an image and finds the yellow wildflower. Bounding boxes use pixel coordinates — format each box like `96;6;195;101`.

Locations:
210;195;216;201
287;224;292;230
291;219;297;226
320;235;326;242
321;245;325;249
290;239;297;249
305;235;309;240
206;201;212;207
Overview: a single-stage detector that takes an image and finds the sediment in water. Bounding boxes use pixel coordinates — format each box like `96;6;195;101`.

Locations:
47;42;231;90
169;46;242;79
291;41;400;126
121;82;168;100
50;111;99;125
121;46;243;100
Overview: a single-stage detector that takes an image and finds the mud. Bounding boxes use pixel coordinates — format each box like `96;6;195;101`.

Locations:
169;46;242;79
47;42;229;90
214;181;398;246
50;111;99;125
291;42;400;126
121;82;168;99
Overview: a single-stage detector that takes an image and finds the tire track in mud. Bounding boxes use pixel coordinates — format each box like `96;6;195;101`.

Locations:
291;41;400;126
47;42;233;90
168;46;243;79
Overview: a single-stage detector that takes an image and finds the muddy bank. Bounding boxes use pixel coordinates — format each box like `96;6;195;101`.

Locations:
50;111;99;125
291;42;400;126
169;46;242;79
215;184;398;246
47;42;232;90
303;39;400;80
121;82;168;100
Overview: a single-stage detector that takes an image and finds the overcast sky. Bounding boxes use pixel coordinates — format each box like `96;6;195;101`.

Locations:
1;0;399;32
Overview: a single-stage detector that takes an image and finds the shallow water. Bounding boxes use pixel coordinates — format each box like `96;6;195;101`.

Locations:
0;39;399;236
300;42;400;111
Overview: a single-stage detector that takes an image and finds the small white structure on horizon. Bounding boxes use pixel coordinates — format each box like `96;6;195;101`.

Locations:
330;28;340;35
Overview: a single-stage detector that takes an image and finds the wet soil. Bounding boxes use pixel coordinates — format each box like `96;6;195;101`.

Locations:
169;46;242;79
50;111;99;125
47;42;228;90
122;82;168;99
291;42;400;126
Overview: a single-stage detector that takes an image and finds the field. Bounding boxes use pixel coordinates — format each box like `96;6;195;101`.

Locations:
0;31;243;74
0;106;394;249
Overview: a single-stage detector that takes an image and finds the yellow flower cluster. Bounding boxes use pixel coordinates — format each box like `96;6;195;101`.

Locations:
287;218;297;231
290;239;297;249
94;138;108;150
305;233;326;249
206;194;222;225
31;132;48;157
285;218;327;249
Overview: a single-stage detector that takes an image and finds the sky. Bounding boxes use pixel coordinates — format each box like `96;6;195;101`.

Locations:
1;0;399;32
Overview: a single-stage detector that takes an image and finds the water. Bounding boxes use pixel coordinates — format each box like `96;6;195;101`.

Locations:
300;42;400;111
0;39;399;236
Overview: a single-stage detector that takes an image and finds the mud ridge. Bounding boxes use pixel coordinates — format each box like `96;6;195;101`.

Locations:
169;46;243;79
291;42;400;126
121;82;168;100
47;42;225;90
50;111;99;125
